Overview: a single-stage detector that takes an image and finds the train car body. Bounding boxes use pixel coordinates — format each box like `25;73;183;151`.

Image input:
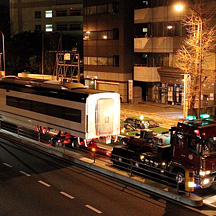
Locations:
0;76;120;141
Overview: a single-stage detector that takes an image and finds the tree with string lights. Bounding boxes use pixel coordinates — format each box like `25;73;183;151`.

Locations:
175;8;216;116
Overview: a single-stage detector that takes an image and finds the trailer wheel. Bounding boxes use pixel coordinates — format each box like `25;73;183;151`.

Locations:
112;156;118;165
71;139;79;149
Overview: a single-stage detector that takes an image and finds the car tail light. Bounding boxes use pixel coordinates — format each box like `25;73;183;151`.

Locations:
106;151;111;157
194;130;199;136
91;147;96;152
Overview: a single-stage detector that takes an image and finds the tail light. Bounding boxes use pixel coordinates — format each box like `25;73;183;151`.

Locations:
106;151;111;157
91;147;96;152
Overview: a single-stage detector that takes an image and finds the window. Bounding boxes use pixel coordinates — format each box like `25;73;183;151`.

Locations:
98;57;107;65
187;138;198;152
6;96;81;123
70;23;81;30
84;3;119;16
35;11;41;18
57;24;67;31
83;29;119;40
89;6;97;15
108;4;113;13
113;55;119;67
46;24;53;32
113;28;119;39
84;56;115;66
35;25;41;31
176;133;184;147
97;5;107;14
98;31;107;40
70;9;81;16
45;10;52;18
88;57;97;65
56;10;67;17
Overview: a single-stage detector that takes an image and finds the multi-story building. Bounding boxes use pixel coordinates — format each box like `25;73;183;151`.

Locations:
134;0;216;107
9;0;83;43
83;0;144;103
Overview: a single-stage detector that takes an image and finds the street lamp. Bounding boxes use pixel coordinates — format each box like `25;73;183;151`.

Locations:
174;4;203;118
0;31;5;73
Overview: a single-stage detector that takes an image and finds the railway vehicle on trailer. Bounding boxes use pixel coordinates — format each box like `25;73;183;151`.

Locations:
0;76;120;145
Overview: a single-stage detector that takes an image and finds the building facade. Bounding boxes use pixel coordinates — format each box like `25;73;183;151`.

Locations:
83;0;144;103
9;0;83;42
134;0;216;107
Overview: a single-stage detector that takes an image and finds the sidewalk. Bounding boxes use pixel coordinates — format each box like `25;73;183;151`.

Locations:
121;102;184;129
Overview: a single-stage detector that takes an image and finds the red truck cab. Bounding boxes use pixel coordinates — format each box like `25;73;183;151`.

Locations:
170;119;216;188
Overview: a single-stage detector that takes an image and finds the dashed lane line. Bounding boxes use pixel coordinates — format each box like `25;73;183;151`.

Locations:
19;170;31;177
3;162;12;168
38;180;51;187
85;204;102;214
60;191;75;200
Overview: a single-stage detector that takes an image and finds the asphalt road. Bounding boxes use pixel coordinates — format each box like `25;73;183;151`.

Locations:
0;136;211;216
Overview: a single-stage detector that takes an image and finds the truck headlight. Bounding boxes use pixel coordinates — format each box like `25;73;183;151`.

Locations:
162;162;166;166
200;170;211;177
203;178;210;185
140;154;145;161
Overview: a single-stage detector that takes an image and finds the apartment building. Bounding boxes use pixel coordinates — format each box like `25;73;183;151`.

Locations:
134;0;216;106
9;0;83;42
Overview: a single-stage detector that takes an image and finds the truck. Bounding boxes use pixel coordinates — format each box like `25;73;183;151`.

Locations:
111;118;216;189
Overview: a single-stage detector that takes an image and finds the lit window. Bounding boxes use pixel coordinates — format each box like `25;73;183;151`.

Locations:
46;24;53;32
142;28;148;33
45;10;52;18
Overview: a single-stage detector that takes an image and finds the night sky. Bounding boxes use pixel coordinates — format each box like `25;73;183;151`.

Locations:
1;0;9;6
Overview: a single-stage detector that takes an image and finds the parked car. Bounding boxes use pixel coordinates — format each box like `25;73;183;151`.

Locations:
124;117;159;129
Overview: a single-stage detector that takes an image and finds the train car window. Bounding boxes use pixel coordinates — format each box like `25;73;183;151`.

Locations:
6;96;18;107
32;101;46;114
19;98;31;110
6;96;81;123
46;104;62;118
62;107;81;123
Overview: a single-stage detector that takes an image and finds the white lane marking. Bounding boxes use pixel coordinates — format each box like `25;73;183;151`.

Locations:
38;180;51;187
85;204;102;214
60;191;75;200
19;171;31;177
3;163;12;168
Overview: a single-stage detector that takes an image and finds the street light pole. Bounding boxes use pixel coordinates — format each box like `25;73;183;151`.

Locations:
198;16;203;118
174;4;203;118
0;31;5;73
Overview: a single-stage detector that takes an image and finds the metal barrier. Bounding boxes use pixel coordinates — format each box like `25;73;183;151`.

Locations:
110;152;178;189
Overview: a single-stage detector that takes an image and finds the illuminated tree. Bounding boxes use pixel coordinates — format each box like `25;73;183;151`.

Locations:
176;10;216;116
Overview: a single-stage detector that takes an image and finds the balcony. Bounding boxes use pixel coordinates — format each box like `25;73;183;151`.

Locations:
134;37;174;53
134;65;160;82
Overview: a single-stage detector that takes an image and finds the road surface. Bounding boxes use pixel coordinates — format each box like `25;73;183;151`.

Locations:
0;136;211;216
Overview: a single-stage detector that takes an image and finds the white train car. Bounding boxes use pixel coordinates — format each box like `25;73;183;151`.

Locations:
0;76;120;142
